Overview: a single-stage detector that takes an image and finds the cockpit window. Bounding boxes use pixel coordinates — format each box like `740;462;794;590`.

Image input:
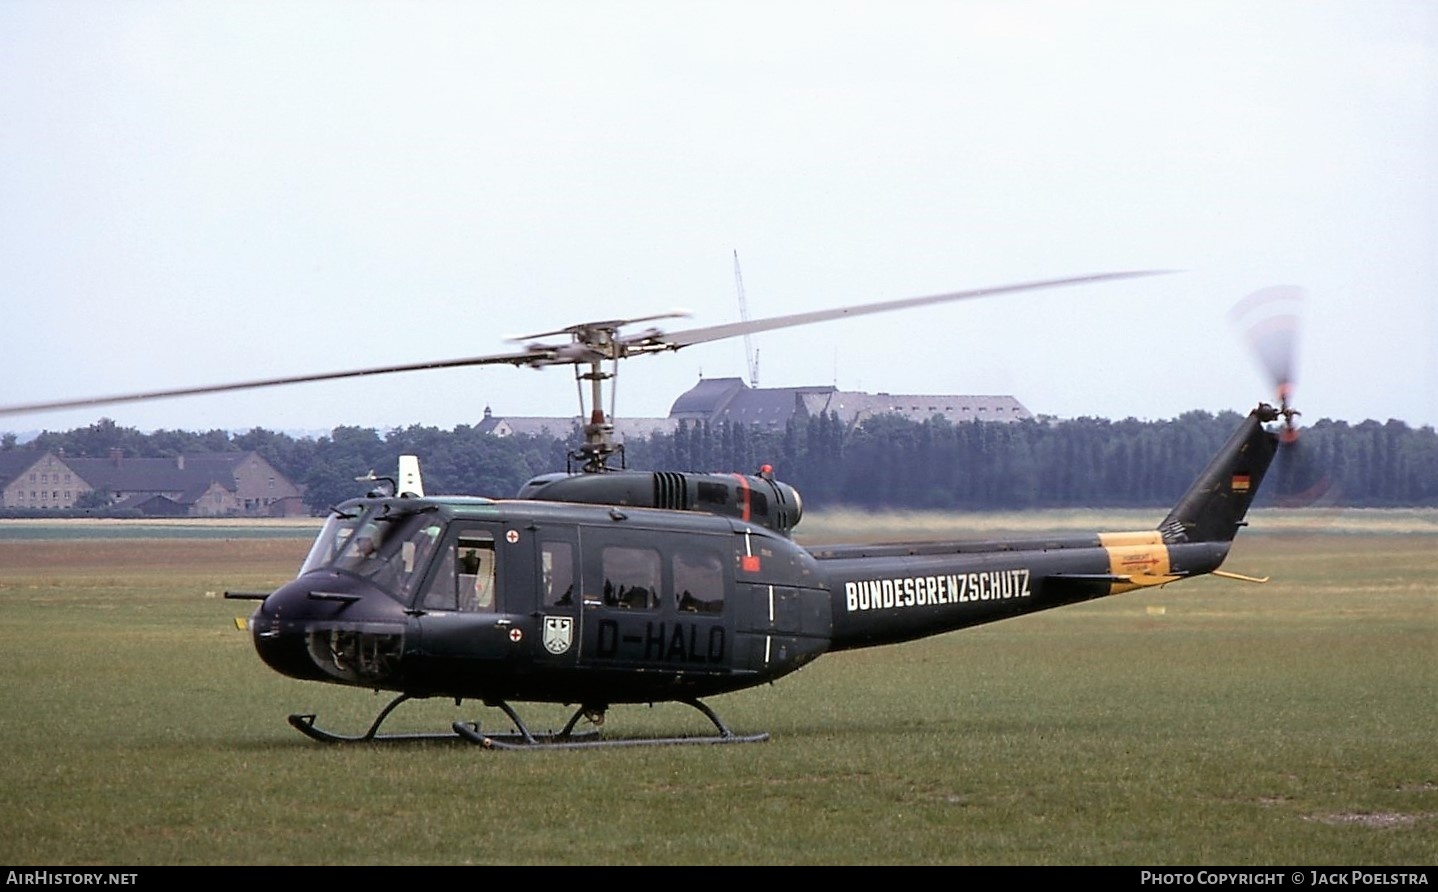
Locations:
301;511;363;574
300;508;440;603
334;520;389;574
399;522;445;600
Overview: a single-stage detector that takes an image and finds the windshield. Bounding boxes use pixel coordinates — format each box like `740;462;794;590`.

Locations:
301;506;443;602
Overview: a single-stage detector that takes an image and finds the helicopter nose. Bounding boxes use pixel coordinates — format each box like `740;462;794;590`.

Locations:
250;573;409;688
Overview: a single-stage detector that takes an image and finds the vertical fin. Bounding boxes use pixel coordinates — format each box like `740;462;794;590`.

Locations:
1158;405;1281;544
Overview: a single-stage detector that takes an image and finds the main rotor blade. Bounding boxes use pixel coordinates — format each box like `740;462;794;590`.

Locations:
0;348;547;417
0;269;1174;419
620;270;1176;353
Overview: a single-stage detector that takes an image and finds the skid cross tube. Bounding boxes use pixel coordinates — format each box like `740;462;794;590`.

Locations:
452;698;770;750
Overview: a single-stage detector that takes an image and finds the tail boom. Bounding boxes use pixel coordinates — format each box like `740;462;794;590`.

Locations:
813;404;1283;652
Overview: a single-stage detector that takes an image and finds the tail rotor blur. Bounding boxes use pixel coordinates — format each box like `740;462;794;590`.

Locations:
1228;286;1336;508
1229;285;1303;442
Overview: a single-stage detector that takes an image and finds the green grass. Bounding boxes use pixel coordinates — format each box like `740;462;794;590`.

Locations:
0;517;322;540
0;515;1433;865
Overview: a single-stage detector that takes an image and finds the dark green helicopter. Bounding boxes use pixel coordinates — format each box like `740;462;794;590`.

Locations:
0;272;1303;749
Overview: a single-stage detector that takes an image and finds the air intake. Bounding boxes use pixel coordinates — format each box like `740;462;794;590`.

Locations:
652;472;690;510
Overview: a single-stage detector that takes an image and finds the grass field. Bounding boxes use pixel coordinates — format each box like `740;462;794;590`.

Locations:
0;511;1433;865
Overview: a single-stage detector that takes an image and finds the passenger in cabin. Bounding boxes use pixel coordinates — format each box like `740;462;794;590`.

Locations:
542;542;575;606
600;545;661;609
674;549;724;614
459;548;481;575
414;533;499;613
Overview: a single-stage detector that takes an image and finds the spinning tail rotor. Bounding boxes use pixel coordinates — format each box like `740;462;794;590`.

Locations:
1229;286;1335;508
1229;285;1303;442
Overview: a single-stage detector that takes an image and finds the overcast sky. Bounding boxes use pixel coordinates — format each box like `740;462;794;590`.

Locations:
2;1;1434;439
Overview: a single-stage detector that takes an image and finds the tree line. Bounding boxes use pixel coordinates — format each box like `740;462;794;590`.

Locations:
6;409;1438;513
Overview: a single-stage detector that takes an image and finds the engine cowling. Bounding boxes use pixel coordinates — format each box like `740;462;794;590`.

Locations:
516;468;803;535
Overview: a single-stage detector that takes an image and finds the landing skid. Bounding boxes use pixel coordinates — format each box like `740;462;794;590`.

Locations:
286;693;767;748
452;698;771;750
287;693;597;746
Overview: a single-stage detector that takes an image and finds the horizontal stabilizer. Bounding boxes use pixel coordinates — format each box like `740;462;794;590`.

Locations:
1049;573;1133;583
1047;567;1187;598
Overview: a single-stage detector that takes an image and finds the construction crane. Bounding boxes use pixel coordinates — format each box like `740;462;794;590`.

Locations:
733;250;759;387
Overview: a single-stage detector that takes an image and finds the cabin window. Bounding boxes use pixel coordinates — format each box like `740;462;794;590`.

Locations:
542;541;575;606
601;545;659;610
673;547;724;614
421;531;500;613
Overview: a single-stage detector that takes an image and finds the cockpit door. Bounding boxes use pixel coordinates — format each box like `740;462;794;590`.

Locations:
414;526;519;665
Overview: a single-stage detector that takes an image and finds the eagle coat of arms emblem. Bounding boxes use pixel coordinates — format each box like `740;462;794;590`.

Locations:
542;615;573;655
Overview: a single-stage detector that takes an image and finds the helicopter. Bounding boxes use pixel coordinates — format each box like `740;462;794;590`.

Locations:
0;270;1301;749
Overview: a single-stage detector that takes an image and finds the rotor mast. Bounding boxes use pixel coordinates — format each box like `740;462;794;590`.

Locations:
575;353;620;473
